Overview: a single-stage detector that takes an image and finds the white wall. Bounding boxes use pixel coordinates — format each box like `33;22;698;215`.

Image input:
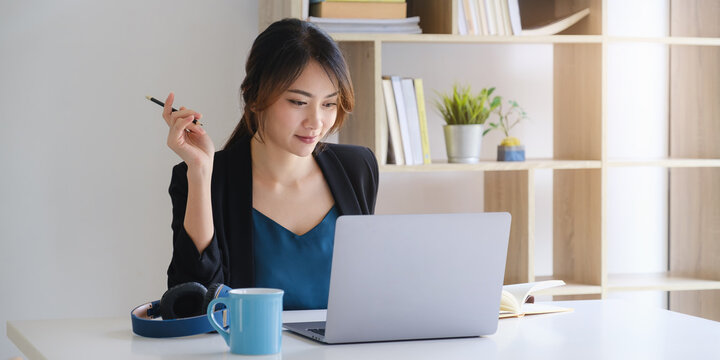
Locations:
0;0;255;357
0;0;671;358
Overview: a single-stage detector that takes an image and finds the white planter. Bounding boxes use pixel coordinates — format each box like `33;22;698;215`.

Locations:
443;124;484;164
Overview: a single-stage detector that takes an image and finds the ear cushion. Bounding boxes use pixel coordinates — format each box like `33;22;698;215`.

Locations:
160;282;208;320
204;283;232;312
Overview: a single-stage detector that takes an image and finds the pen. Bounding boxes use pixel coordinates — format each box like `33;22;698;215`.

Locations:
146;95;204;126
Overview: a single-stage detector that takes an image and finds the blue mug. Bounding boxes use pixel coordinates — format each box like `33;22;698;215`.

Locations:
207;288;284;355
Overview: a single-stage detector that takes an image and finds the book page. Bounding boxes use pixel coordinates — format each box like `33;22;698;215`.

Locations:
500;303;572;319
521;303;572;316
504;280;565;304
500;280;566;315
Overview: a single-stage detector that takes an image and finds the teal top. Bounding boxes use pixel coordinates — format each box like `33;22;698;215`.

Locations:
252;206;339;310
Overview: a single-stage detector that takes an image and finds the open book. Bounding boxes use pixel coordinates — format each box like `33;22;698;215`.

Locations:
500;280;572;319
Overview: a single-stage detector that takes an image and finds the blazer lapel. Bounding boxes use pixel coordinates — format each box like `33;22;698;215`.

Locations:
224;137;254;286
316;146;360;215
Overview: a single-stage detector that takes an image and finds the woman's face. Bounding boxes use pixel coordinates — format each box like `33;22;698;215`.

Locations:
258;60;338;157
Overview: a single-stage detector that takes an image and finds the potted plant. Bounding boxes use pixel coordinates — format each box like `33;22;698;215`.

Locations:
487;99;528;161
435;85;500;163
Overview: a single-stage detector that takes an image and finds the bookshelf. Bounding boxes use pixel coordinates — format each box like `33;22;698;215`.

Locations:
259;0;720;320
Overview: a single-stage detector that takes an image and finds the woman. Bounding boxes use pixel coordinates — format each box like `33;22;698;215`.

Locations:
161;19;378;310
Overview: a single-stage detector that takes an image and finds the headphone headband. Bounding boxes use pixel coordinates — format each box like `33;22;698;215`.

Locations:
131;300;226;338
131;283;232;338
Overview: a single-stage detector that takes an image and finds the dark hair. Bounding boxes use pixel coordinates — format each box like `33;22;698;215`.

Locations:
224;18;354;149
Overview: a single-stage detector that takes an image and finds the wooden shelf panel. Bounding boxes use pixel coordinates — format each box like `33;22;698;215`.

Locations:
607;273;720;292
380;160;601;172
331;33;603;44
533;276;603;296
607;158;720;168
330;34;720;46
607;36;720;46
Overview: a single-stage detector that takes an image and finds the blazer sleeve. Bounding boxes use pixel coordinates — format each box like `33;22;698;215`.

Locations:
166;162;224;288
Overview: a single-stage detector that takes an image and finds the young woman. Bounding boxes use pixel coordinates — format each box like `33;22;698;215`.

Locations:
161;19;379;310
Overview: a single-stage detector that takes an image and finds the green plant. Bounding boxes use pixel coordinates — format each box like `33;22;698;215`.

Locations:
435;84;501;128
487;99;527;146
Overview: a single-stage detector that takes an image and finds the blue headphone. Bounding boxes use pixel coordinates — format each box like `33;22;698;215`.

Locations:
131;282;232;338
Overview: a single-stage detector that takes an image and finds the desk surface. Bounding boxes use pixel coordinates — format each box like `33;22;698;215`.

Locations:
7;300;720;360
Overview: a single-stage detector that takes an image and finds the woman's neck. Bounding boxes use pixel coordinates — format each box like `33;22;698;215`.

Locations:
250;136;316;186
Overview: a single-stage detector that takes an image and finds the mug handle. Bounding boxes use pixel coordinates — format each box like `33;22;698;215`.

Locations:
207;298;230;343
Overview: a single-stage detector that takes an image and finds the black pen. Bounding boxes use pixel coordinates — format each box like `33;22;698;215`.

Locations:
146;95;204;126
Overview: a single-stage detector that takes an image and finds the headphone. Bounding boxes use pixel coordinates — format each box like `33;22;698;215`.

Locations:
131;282;232;338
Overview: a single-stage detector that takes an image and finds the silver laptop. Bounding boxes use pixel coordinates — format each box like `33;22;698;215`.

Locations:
283;212;511;344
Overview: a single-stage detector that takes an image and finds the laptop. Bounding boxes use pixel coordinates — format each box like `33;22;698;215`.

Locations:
283;212;511;344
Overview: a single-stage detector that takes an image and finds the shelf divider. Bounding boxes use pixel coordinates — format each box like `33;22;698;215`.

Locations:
554;169;603;287
336;41;383;154
485;170;533;284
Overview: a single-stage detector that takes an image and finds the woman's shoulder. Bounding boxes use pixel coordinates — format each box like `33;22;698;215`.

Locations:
319;142;376;165
317;143;378;188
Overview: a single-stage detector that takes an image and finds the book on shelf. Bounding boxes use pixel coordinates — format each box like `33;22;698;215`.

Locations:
483;0;497;35
457;0;468;35
487;0;499;35
506;0;522;35
308;16;421;34
310;1;407;19
461;0;490;35
400;78;424;165
413;78;431;165
461;0;476;35
499;280;572;319
456;0;589;36
389;76;413;163
381;75;431;165
381;78;405;165
476;0;489;35
499;0;513;35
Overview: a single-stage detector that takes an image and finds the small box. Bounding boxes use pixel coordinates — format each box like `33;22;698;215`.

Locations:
497;145;525;161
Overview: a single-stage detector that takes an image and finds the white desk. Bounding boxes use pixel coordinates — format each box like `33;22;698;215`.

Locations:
7;300;720;359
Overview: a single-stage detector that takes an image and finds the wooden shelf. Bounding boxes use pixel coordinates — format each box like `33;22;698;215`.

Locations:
607;158;720;168
331;33;603;44
533;276;603;296
380;159;601;172
607;273;720;292
606;36;720;46
332;34;720;47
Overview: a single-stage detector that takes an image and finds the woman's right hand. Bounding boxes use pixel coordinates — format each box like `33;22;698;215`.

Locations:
162;92;215;177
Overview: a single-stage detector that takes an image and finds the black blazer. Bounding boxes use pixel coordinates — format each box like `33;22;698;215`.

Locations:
166;136;379;289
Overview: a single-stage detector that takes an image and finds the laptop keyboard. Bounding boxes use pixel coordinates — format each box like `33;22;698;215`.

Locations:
308;328;325;336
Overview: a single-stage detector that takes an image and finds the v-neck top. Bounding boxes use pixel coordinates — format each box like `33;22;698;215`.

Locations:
167;138;379;291
252;205;339;310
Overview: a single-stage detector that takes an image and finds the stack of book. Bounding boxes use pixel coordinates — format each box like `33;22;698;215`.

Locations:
457;0;590;36
381;76;431;166
308;0;421;34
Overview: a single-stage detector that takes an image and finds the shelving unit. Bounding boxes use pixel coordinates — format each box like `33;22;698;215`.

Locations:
260;0;720;320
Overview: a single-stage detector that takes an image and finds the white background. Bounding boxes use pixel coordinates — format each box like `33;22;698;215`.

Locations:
0;0;669;357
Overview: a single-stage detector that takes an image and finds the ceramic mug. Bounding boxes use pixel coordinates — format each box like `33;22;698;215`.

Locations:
207;288;284;355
